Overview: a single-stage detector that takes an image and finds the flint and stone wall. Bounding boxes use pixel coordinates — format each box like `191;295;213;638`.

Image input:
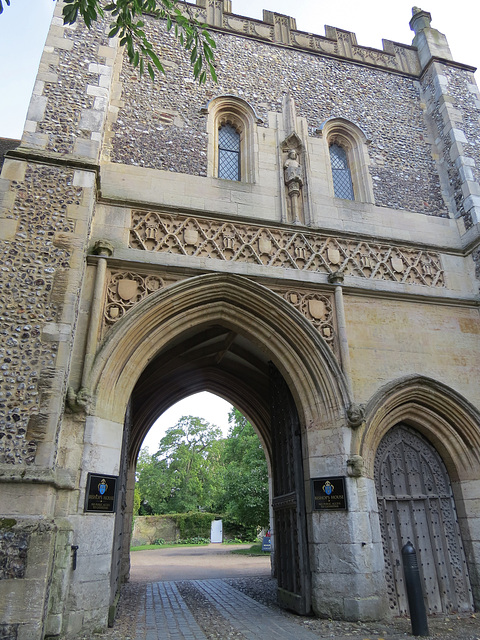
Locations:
0;1;479;637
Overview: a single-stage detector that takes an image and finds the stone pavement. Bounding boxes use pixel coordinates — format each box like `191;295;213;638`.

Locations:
136;581;207;640
133;579;391;640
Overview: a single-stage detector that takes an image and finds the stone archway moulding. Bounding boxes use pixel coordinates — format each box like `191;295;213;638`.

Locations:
86;273;350;428
358;375;480;482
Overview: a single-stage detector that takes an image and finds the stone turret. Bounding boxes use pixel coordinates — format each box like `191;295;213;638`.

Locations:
410;6;453;69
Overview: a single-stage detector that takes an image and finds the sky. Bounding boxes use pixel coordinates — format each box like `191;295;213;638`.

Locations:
1;0;479;447
141;392;233;452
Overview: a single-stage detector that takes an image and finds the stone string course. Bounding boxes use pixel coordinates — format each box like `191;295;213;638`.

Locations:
110;18;447;217
0;165;82;465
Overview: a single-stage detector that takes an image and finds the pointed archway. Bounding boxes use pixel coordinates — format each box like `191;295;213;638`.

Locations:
85;273;349;616
358;375;480;610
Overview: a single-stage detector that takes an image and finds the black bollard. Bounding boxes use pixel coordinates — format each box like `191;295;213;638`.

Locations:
402;541;429;637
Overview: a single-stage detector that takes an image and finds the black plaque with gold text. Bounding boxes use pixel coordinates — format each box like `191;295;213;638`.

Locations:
85;473;118;513
311;476;348;511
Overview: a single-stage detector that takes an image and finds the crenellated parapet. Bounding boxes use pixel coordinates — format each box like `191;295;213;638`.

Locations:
194;0;422;75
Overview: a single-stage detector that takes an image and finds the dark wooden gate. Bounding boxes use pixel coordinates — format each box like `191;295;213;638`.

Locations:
375;424;473;615
109;402;131;621
270;363;311;615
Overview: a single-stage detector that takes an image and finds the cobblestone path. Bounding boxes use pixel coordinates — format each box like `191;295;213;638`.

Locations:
134;579;391;640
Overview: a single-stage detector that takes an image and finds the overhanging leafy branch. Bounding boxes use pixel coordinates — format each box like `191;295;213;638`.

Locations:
1;0;217;83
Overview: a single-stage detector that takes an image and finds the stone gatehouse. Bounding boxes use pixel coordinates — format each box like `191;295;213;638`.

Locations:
0;1;480;637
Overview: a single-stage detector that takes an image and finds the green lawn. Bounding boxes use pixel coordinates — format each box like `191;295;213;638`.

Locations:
131;542;210;551
230;543;270;556
131;541;250;552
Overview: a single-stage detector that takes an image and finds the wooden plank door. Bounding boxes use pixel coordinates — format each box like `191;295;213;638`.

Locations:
375;424;473;615
270;363;311;615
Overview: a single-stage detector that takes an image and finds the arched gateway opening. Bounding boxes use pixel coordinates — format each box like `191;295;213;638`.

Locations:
86;273;349;619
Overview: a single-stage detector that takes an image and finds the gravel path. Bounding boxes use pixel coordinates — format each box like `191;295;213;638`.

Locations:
76;576;480;640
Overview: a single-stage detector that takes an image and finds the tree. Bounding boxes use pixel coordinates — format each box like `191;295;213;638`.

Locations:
220;409;269;537
136;416;224;514
136;447;171;514
135;411;270;539
133;486;141;515
0;0;217;83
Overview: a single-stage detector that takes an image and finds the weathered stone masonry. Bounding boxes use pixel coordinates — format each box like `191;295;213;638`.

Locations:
0;164;82;465
111;20;447;216
0;2;480;638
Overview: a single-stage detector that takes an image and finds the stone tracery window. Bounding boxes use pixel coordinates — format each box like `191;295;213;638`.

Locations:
319;117;374;204
206;96;257;183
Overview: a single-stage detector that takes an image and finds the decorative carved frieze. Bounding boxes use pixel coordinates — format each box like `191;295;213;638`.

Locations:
217;13;421;75
129;211;445;288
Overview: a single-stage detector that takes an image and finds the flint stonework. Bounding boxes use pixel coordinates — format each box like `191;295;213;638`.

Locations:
0;2;479;637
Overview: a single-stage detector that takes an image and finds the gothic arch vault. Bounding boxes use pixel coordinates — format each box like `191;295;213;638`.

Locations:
78;272;353;620
87;273;350;429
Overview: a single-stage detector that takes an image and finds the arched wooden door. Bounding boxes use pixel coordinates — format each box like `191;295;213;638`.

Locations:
375;424;473;614
270;363;311;615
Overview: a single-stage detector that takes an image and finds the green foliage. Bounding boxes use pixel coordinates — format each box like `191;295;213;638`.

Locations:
45;0;217;82
231;543;270;556
136;448;171;514
0;0;10;16
222;516;258;543
0;518;16;529
220;409;269;534
2;0;216;82
131;540;209;551
172;511;216;539
136;417;225;514
175;536;210;545
133;487;141;515
135;411;269;538
223;538;243;544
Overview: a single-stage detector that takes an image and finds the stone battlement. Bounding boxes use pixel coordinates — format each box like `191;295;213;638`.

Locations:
192;1;460;76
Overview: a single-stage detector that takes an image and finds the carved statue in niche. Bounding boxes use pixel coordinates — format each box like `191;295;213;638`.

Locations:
283;149;304;224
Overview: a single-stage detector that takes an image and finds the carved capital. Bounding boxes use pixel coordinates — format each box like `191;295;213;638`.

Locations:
91;240;114;257
328;270;345;285
66;386;92;414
